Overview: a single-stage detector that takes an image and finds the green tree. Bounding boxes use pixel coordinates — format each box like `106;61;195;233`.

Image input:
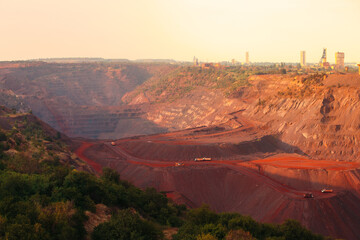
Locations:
101;167;120;184
0;131;7;141
187;204;218;226
91;209;162;240
60;171;104;210
280;219;323;240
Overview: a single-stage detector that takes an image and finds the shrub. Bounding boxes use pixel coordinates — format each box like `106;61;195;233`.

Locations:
91;209;162;240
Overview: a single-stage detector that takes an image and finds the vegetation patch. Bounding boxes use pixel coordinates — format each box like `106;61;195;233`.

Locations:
125;66;254;103
277;73;326;98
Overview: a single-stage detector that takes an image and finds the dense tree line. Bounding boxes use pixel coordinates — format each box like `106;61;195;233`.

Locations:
0;112;183;239
172;205;327;240
0;151;183;239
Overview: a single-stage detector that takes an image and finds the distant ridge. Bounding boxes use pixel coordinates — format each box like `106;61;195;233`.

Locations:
27;58;179;64
32;57;130;63
134;59;177;63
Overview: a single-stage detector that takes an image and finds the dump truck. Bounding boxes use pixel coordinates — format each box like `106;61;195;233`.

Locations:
175;162;184;167
321;189;333;193
194;157;212;162
303;193;314;198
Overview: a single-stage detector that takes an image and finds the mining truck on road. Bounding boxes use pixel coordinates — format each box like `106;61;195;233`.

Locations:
304;193;314;198
194;157;212;162
321;189;333;193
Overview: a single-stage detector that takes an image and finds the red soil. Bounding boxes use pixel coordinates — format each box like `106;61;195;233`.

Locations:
73;126;360;240
324;73;360;87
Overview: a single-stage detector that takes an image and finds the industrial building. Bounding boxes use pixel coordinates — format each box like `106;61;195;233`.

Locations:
319;48;330;68
335;52;345;70
193;56;199;66
300;51;306;67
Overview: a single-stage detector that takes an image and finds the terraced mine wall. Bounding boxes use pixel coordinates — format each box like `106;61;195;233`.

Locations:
0;62;175;138
243;74;360;162
122;72;360;163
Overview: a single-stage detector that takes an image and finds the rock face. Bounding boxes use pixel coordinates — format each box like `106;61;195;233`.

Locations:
242;74;360;162
145;88;243;131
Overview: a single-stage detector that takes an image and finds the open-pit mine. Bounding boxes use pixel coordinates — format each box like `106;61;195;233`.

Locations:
1;61;360;239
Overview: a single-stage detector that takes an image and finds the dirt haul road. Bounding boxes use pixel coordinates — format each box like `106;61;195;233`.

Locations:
74;142;102;173
78;141;342;200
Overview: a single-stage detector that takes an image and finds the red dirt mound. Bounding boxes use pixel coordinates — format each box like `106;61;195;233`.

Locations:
75;134;360;240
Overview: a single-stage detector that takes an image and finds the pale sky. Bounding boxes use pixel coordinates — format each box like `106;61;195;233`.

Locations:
1;0;359;63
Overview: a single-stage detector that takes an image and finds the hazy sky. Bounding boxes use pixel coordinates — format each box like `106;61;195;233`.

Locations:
1;0;359;63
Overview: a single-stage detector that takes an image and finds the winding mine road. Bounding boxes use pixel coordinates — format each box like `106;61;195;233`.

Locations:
76;141;338;200
74;142;103;173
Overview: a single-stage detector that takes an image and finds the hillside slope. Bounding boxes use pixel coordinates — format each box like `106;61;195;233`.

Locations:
0;106;326;240
0;106;181;239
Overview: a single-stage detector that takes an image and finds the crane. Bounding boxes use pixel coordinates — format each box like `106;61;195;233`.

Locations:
319;48;327;64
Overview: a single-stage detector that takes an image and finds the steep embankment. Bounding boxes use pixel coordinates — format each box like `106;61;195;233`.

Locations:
0;105;94;173
245;156;360;193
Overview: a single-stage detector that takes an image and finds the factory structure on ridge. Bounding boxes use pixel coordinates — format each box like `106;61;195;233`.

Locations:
300;48;346;71
335;52;345;70
300;51;306;67
245;52;249;65
192;48;351;72
193;51;250;67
